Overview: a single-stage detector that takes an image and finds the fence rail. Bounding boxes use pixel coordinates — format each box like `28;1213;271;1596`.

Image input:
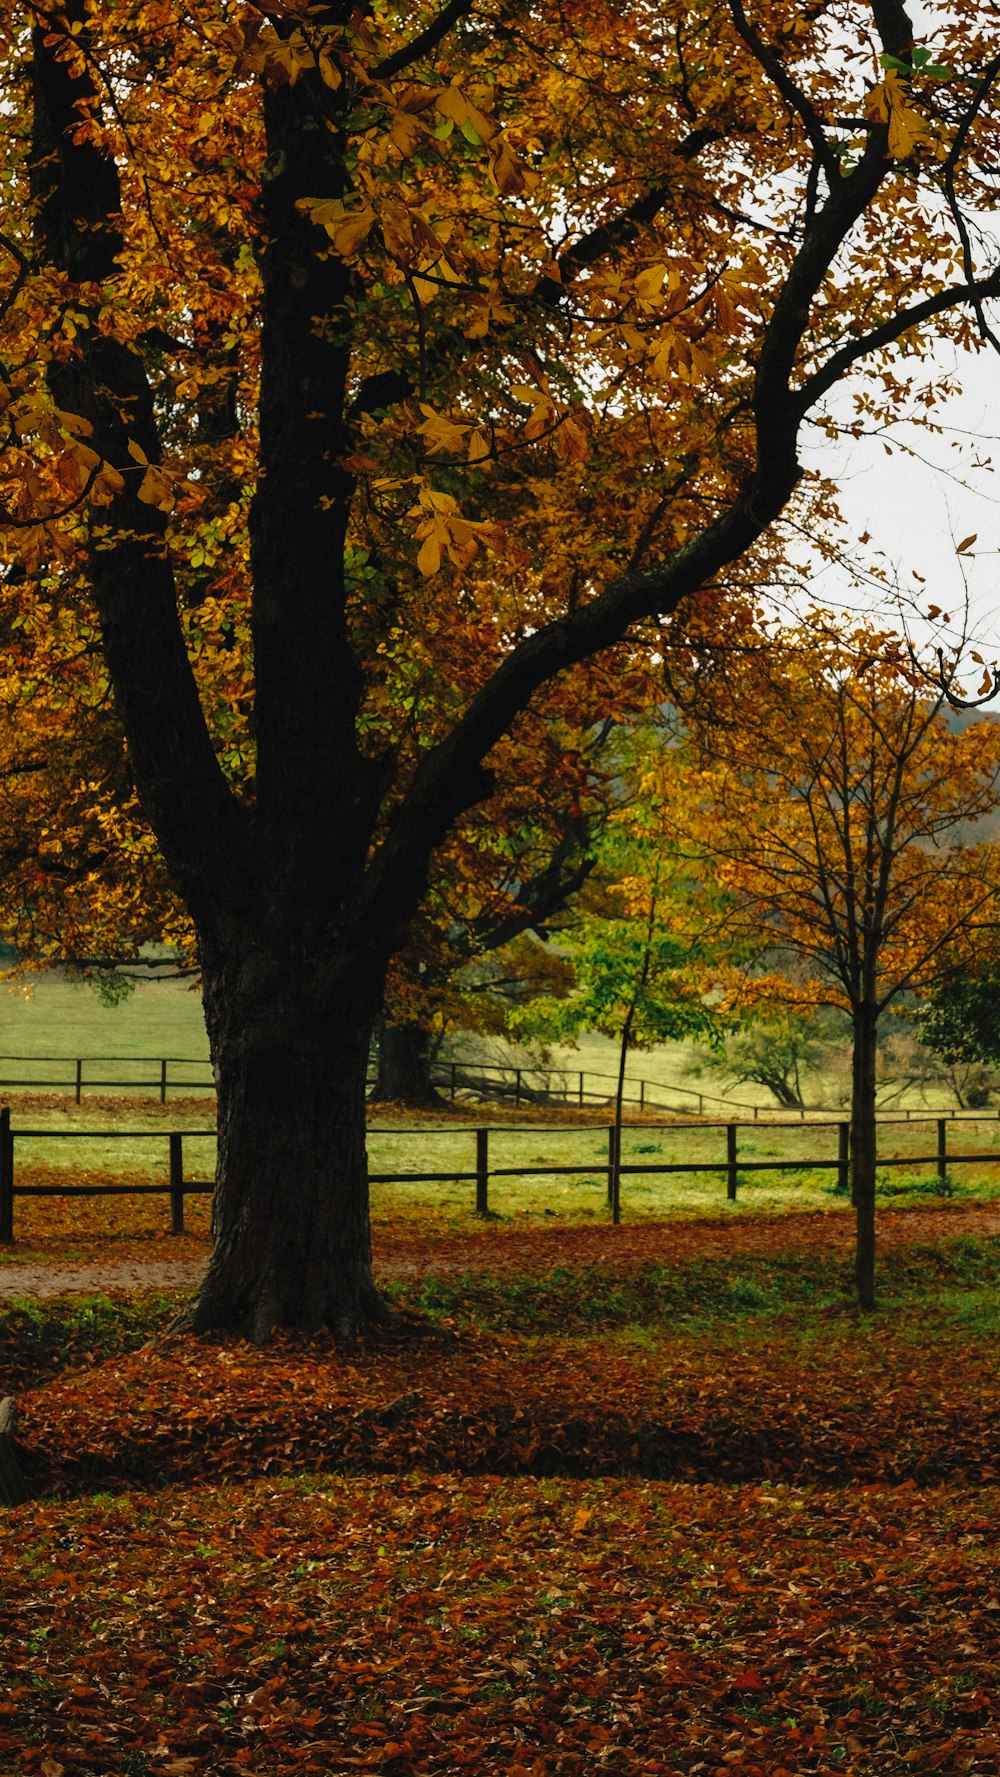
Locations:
0;1051;996;1121
0;1110;997;1242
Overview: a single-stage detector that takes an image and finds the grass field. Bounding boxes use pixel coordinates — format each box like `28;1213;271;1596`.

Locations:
0;968;977;1114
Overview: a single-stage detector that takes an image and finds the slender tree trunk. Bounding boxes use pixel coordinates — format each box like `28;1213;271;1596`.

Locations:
850;1001;879;1312
371;1019;442;1107
180;943;393;1340
611;1004;633;1227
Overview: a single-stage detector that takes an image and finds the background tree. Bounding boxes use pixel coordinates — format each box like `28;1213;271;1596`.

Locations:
4;1;1000;1334
371;705;614;1104
917;951;1000;1104
516;784;725;1216
666;620;1000;1309
695;1009;838;1111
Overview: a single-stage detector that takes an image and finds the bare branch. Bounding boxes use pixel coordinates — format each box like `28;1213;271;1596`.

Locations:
941;52;1000;357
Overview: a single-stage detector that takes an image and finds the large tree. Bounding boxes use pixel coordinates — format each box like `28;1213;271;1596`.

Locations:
4;0;1000;1334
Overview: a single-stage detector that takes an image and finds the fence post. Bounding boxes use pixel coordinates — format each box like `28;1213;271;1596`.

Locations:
726;1123;738;1201
838;1122;850;1195
514;1068;521;1107
0;1108;12;1242
160;1059;168;1105
75;1059;82;1106
579;1071;585;1106
450;1062;457;1103
639;1078;646;1111
475;1127;489;1215
169;1132;185;1234
937;1118;947;1187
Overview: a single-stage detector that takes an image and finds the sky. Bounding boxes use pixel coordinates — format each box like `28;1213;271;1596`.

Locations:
798;338;1000;679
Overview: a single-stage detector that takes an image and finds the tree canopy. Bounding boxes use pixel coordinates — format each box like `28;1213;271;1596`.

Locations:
659;618;1000;1304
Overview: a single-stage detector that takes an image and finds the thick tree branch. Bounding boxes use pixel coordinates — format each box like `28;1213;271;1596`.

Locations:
536;128;722;308
350;74;970;961
795;267;1000;412
28;8;252;929
942;53;1000;356
371;0;478;81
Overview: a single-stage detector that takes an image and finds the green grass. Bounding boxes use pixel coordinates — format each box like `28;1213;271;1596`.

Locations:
0;1291;182;1390
368;1116;1000;1222
0;971;999;1223
3;1100;1000;1233
0;969;207;1057
384;1235;1000;1336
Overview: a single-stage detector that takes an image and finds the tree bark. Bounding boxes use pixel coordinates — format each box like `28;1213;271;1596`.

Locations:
182;945;393;1340
370;1020;443;1107
850;1002;879;1312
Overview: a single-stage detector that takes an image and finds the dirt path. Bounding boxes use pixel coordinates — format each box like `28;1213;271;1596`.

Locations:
0;1203;997;1297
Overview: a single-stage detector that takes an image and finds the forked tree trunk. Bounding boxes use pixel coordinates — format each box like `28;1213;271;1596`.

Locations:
850;1002;879;1312
181;950;393;1340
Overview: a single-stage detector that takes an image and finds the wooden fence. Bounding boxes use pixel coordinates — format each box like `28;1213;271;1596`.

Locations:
0;1055;215;1105
0;1051;750;1112
0;1051;999;1120
0;1110;996;1241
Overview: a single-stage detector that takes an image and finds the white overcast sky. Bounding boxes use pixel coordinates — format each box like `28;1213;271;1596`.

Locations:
800;344;1000;661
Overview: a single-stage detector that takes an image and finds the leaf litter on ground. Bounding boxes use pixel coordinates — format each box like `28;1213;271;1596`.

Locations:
3;1205;999;1776
3;1474;998;1775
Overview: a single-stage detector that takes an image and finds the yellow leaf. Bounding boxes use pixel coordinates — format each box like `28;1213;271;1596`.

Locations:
317;49;342;89
416;406;467;455
467;429;491;463
333;207;376;256
555;415;588;464
417;532;441;576
712;284;739;333
523;398;555;440
389;109;424;156
127;438;149;466
92;460;125;503
434;85;499;142
489;134;534;196
863;80;890;126
635;265;667;304
888;102;923;159
137;464;174;512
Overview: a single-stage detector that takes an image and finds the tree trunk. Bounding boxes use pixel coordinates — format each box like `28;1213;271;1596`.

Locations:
0;1397;28;1507
760;1073;804;1110
370;1020;443;1107
850;1002;879;1312
181;949;393;1341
